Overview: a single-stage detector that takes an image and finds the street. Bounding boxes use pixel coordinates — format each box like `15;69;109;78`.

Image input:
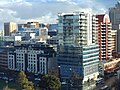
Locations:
105;75;116;90
95;75;116;90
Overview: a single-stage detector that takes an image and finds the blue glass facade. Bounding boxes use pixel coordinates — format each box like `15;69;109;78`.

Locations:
57;44;99;80
58;46;83;79
60;65;83;78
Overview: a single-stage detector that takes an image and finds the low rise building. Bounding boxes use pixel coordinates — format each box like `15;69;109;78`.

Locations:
8;43;57;74
99;58;120;76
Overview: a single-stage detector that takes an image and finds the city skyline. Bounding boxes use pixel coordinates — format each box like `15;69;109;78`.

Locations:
0;1;120;89
0;0;118;30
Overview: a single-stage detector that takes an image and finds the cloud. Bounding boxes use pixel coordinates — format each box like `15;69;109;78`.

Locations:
0;0;116;30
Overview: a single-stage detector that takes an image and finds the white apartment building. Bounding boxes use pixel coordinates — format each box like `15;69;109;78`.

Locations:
58;12;97;46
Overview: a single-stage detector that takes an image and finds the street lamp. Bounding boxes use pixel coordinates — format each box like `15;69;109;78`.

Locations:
69;68;72;90
5;80;8;89
58;66;61;80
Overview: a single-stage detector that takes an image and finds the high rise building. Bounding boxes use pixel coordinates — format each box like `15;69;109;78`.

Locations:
117;30;120;52
4;22;17;36
109;1;120;30
58;12;97;46
96;14;112;61
57;12;99;89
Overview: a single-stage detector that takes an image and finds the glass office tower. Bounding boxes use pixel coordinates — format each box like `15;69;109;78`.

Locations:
57;12;99;89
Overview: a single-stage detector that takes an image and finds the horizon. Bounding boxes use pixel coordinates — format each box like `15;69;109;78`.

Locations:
0;0;118;30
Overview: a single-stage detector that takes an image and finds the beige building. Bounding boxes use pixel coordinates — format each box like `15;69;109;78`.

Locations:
27;22;39;28
111;30;117;53
99;58;120;76
4;22;17;36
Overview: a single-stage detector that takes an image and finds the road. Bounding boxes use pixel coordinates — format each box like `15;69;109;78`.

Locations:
94;75;116;90
105;76;116;90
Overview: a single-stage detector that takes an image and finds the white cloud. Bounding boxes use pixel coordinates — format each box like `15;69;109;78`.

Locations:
0;0;111;30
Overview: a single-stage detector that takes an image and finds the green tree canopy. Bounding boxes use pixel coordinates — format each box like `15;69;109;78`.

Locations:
18;71;34;90
40;74;61;90
70;72;83;87
18;71;27;87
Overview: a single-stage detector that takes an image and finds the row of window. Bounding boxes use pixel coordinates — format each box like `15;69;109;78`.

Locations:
83;58;99;63
83;46;99;50
83;53;99;59
84;65;98;76
83;50;99;54
8;58;47;73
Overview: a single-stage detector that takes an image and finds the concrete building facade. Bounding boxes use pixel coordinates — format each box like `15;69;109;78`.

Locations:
8;43;57;74
4;22;17;36
111;30;117;53
109;1;120;30
57;12;99;87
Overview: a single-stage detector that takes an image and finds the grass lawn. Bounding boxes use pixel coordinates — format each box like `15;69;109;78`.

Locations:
0;80;20;90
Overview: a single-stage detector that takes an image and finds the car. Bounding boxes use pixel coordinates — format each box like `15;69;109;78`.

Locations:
61;82;67;85
96;78;104;85
35;78;41;81
2;77;8;80
9;78;13;81
100;85;110;90
35;73;39;76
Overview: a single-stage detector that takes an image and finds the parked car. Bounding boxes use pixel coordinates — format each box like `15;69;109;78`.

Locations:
9;78;14;81
2;77;8;80
96;77;104;85
100;85;110;90
35;78;41;81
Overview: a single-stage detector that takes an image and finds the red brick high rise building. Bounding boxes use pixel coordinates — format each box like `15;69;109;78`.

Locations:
96;14;112;61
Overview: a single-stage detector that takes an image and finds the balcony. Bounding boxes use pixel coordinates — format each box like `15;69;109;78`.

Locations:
80;23;86;27
101;35;106;37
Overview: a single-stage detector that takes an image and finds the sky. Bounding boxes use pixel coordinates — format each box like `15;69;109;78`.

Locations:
0;0;118;30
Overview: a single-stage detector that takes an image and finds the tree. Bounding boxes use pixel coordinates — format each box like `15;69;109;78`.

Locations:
48;69;59;77
40;74;61;90
18;71;27;88
18;71;34;90
70;72;83;89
